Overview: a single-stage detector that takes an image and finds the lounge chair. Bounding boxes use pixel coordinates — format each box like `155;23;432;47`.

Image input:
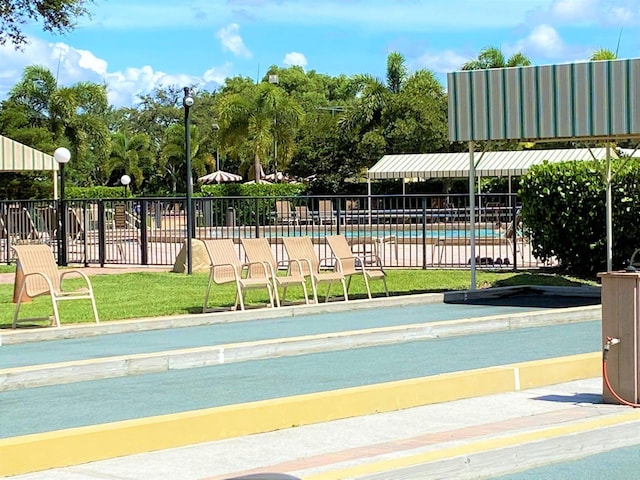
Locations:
201;239;275;312
326;235;388;299
282;236;348;303
317;200;336;225
6;206;41;242
241;238;309;307
275;200;298;225
295;205;313;225
11;244;99;328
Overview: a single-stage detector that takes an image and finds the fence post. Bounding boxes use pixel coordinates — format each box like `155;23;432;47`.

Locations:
422;196;427;269
511;195;517;271
140;200;148;265
98;200;106;267
255;198;260;239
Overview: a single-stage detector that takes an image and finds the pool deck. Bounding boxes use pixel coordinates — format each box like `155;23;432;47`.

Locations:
4;284;634;480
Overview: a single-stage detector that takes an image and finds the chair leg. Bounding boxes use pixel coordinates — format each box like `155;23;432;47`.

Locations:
324;281;332;302
89;295;100;323
12;282;27;328
51;297;61;327
203;274;215;313
382;275;389;297
362;273;372;299
301;282;309;305
310;277;319;304
265;283;275;308
340;279;349;301
236;288;244;310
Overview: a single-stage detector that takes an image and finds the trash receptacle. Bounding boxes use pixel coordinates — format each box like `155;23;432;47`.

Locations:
226;207;236;228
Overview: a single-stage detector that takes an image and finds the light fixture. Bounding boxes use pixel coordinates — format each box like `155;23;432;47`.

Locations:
121;174;131;198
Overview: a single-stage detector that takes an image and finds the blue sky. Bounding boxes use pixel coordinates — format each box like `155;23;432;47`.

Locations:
1;0;638;107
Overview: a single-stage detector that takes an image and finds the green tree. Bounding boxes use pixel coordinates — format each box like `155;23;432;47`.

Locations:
1;65;110;186
0;0;92;47
159;123;212;194
461;46;531;70
217;82;304;180
590;48;617;61
105;131;154;193
339;52;449;170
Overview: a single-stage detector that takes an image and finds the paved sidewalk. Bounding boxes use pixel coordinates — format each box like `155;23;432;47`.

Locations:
9;378;640;480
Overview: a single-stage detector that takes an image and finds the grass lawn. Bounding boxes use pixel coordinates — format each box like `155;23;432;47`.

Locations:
0;268;597;328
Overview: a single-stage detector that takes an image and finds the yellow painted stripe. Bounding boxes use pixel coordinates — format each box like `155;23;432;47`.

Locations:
303;409;640;480
0;352;601;477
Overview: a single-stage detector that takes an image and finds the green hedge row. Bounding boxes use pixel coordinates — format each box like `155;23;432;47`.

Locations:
519;158;640;277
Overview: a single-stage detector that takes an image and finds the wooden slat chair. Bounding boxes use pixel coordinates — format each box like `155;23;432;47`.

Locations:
282;236;348;303
201;239;275;312
241;238;309;307
11;244;99;328
326;235;388;300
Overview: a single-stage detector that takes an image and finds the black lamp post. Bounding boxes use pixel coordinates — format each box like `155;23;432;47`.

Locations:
183;87;194;274
54;147;71;266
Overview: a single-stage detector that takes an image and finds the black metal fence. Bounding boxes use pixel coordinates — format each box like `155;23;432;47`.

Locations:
0;194;551;270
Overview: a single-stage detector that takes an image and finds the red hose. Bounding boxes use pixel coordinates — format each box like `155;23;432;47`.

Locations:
602;356;640;408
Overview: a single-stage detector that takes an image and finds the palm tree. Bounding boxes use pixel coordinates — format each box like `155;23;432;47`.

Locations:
217;82;304;180
159;123;211;194
105;131;154;192
461;46;531;70
590;48;617;61
6;65;110;184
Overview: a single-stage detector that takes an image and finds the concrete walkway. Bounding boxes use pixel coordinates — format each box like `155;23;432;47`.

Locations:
2;288;623;479
8;378;640;480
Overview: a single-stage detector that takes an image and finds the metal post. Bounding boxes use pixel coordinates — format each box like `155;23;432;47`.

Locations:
469;141;476;290
58;162;67;266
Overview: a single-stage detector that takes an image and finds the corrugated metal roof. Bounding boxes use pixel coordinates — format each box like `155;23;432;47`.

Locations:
0;134;57;171
448;58;640;142
367;148;624;180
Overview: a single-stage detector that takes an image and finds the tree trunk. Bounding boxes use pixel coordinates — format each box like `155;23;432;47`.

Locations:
254;153;261;181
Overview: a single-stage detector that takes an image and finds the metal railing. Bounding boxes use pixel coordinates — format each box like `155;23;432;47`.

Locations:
0;194;550;270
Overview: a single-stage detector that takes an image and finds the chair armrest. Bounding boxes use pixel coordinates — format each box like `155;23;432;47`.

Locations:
242;261;270;278
23;271;56;291
211;262;241;281
59;269;95;290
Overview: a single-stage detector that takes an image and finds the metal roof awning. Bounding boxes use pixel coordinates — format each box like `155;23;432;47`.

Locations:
0;134;57;171
367;148;624;180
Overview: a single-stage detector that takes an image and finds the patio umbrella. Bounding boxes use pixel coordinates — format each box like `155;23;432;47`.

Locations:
197;170;243;184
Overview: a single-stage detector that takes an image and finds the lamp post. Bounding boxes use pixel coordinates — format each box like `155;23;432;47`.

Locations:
54;147;71;266
183;86;195;274
212;123;220;171
120;174;131;198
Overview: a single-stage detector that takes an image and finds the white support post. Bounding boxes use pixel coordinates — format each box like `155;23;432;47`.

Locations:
469;141;476;290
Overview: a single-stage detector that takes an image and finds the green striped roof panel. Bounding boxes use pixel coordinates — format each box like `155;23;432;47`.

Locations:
448;58;640;142
0;135;57;171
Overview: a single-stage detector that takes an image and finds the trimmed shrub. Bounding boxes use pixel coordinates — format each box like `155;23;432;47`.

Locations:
519;158;640;277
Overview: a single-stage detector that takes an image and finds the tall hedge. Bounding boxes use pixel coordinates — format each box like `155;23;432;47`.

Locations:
519;158;640;277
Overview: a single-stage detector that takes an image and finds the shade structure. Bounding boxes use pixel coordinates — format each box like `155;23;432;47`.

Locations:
263;171;297;182
243;179;273;184
197;170;242;184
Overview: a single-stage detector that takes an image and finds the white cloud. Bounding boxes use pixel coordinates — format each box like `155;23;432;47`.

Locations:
513;24;566;58
282;52;307;67
415;49;469;74
0;36;227;108
215;23;252;59
549;0;598;21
